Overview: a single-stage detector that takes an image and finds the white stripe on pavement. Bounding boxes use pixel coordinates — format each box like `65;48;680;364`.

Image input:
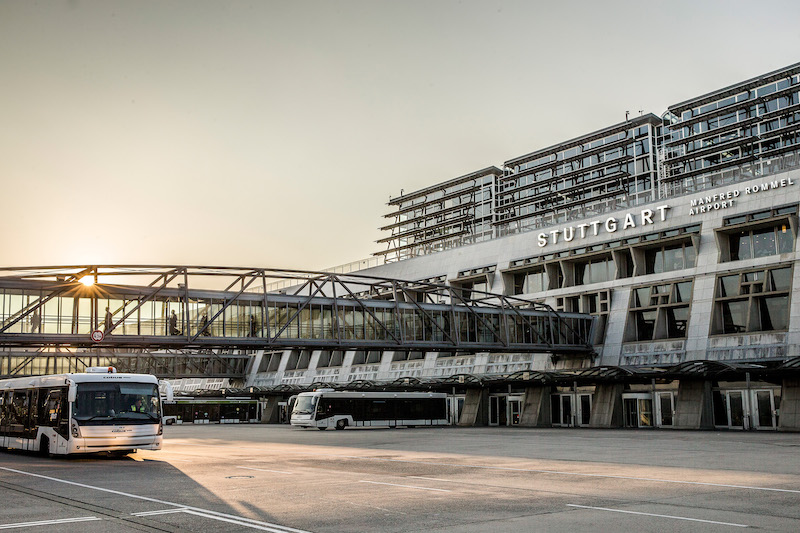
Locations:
566;504;749;528
0;467;311;533
0;516;101;529
359;480;451;492
237;466;294;475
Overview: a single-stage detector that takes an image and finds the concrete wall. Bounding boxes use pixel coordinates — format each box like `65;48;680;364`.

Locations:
588;383;624;428
459;389;488;426
519;386;552;427
673;380;714;429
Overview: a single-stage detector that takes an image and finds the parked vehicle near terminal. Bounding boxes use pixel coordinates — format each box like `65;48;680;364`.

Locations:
291;389;448;430
161;397;260;424
0;367;169;456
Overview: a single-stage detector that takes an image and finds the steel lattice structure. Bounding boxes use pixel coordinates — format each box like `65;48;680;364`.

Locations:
0;266;594;378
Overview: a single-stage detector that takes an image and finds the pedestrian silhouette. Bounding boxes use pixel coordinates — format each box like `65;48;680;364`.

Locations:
30;309;41;333
169;310;180;335
104;306;113;333
249;314;257;337
199;313;211;336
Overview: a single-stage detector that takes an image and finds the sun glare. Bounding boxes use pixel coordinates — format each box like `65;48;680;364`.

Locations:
80;276;95;287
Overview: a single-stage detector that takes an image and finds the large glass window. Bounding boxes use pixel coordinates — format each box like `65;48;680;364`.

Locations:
625;280;692;342
729;224;793;260
574;257;615;285
644;242;696;274
712;266;793;334
513;267;548;295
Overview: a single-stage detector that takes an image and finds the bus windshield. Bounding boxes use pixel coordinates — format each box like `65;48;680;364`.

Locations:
292;395;317;415
74;382;161;424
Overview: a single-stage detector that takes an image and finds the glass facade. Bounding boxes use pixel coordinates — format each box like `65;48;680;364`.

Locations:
712;266;792;334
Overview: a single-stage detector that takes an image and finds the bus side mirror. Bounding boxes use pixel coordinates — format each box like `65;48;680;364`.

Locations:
67;382;77;403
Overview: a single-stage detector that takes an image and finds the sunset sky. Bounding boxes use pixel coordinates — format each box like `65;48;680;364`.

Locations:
2;1;799;271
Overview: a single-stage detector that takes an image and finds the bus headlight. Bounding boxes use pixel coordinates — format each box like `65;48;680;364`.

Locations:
158;422;163;435
71;420;81;438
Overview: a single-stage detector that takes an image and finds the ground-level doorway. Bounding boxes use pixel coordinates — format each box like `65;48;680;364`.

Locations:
489;394;523;426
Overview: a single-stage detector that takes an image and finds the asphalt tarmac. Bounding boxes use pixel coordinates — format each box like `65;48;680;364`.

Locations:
1;425;799;532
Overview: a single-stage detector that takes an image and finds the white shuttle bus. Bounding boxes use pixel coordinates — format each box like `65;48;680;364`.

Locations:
0;367;169;456
291;390;448;430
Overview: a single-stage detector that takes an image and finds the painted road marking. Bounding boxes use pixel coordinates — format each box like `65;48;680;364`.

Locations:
0;467;311;533
566;504;749;528
359;480;451;492
291;452;800;494
237;466;294;475
0;516;101;529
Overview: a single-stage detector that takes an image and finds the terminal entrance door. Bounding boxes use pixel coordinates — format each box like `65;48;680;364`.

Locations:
713;390;747;429
447;396;465;425
655;392;674;427
751;389;779;430
623;394;653;428
551;394;591;427
489;395;523;426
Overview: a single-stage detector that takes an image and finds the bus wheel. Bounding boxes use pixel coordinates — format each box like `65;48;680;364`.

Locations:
335;419;347;430
39;436;50;458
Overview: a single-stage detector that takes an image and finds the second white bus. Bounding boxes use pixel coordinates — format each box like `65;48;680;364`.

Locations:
290;390;448;430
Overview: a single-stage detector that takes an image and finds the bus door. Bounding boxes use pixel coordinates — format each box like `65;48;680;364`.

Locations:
751;389;779;430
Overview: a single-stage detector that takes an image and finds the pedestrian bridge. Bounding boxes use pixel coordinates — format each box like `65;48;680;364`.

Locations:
0;266;594;378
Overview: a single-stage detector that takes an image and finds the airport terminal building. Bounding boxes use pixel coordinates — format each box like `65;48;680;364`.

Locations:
246;63;800;431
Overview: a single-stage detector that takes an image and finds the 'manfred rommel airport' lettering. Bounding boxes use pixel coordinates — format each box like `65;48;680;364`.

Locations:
689;177;795;215
537;205;670;247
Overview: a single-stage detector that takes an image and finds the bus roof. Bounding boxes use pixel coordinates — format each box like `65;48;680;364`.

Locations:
0;372;159;390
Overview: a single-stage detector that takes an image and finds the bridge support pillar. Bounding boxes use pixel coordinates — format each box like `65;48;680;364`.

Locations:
674;380;714;429
458;389;488;426
519;386;551;427
589;383;624;428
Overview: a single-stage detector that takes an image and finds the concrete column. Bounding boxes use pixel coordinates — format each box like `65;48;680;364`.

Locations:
673;380;714;429
779;378;800;431
458;389;488;426
261;396;281;423
588;383;624;428
519;386;552;427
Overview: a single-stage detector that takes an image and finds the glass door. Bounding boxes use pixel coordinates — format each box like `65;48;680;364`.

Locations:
656;392;674;427
623;394;653;428
507;397;522;426
751;390;777;430
551;394;574;427
727;391;746;429
447;396;464;425
489;395;507;426
578;394;592;426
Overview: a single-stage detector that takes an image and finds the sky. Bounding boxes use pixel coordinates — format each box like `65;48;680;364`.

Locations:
2;0;799;271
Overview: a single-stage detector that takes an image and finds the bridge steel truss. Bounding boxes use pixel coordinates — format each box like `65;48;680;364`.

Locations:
0;265;595;378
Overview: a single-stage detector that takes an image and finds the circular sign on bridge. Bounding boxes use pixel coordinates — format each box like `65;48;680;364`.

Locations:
91;330;105;342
